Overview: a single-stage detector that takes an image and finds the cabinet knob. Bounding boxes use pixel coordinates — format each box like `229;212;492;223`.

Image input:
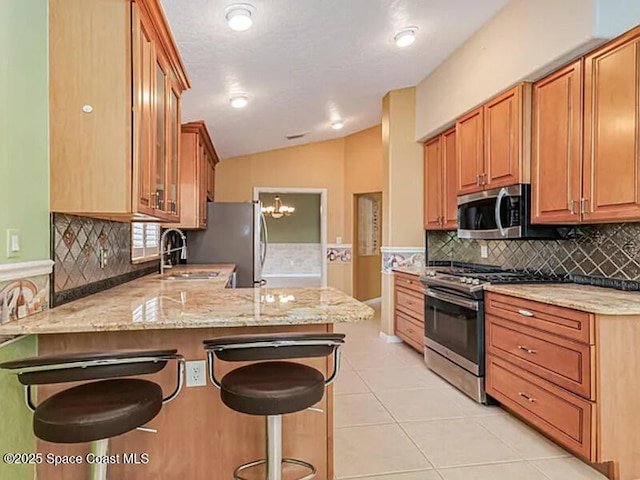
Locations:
82;105;93;113
518;309;534;317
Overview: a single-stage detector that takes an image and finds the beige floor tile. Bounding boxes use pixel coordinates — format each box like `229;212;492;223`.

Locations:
531;458;608;479
357;470;443;479
401;419;521;468
335;369;370;395
376;388;466;422
437;385;505;418
345;350;410;369
391;345;426;367
340;355;354;371
335;424;432;478
477;415;570;460
358;366;450;392
439;461;546;480
336;392;395;427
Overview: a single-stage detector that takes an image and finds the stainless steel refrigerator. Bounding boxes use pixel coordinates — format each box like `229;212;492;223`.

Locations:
186;202;267;287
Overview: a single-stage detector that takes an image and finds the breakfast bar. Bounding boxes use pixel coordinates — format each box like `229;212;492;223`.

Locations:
0;266;373;480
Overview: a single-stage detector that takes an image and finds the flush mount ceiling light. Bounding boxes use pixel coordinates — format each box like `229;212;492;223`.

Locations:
225;3;255;32
331;120;345;130
229;94;249;108
394;27;417;47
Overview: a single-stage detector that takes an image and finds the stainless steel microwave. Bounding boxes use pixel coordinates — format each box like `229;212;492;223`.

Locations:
457;184;560;240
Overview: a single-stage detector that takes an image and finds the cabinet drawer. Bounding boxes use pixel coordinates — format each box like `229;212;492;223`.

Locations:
487;315;593;399
396;312;424;351
396;289;424;318
486;292;594;344
487;354;595;460
394;272;424;294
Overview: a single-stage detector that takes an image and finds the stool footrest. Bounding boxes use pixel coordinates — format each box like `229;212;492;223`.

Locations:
233;457;317;480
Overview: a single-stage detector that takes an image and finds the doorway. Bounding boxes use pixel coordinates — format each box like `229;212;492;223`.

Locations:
353;192;382;301
253;187;328;287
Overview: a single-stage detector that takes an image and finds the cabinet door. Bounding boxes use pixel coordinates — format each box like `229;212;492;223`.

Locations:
155;59;168;213
424;137;443;229
456;107;484;195
168;87;180;217
133;8;156;216
442;128;458;229
199;141;208;227
583;30;640;222
532;61;583;224
484;85;523;189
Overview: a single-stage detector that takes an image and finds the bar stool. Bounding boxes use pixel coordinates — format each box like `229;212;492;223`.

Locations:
204;332;345;480
0;349;185;480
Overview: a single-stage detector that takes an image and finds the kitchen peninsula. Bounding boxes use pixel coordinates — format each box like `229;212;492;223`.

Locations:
0;265;373;480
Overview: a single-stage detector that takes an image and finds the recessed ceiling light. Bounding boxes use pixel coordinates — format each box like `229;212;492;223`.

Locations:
394;27;417;48
225;3;255;32
230;94;249;108
331;120;345;130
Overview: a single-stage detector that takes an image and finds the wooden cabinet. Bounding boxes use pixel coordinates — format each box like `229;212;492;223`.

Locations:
170;121;219;229
393;271;424;352
456;84;530;195
50;0;190;221
584;27;640;222
532;60;583;224
533;26;640;225
486;291;640;479
424;128;457;230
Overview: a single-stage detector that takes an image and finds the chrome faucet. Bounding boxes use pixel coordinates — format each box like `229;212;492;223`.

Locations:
160;228;187;275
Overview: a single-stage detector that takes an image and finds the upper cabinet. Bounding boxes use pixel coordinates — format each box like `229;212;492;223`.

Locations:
50;0;190;221
583;27;640;222
532;25;640;224
170;121;219;230
424;128;457;230
532;60;583;224
456;84;531;195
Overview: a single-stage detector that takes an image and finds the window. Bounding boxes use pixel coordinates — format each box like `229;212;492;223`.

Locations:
132;223;160;262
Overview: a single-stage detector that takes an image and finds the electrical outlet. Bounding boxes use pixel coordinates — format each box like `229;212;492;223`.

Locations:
480;245;489;258
185;360;207;387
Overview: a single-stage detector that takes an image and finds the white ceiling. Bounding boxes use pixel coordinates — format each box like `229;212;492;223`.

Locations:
160;0;508;159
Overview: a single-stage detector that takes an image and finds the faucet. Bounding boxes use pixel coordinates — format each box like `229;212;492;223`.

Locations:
160;228;187;275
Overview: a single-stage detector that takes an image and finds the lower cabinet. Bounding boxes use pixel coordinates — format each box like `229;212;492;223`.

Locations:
394;272;424;352
486;291;640;480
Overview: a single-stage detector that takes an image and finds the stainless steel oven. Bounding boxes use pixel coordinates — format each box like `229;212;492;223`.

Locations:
423;287;486;403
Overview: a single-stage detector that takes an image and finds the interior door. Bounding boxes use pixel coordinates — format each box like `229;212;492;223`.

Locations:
583;31;640;222
484;85;522;190
456;106;484;195
424;136;443;229
442;128;458;229
532;60;583;224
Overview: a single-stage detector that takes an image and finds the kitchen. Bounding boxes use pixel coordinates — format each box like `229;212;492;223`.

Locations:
2;0;640;480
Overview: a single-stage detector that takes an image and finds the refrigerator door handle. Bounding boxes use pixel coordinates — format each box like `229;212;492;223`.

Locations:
260;212;268;267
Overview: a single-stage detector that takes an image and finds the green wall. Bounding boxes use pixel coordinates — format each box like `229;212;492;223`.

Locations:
0;336;37;479
0;1;49;479
0;0;50;264
259;193;321;243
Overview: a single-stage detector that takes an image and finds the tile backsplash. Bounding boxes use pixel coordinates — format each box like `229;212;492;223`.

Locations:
427;223;640;280
52;214;158;305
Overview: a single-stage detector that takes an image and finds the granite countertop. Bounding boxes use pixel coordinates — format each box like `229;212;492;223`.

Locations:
485;283;640;315
0;265;373;335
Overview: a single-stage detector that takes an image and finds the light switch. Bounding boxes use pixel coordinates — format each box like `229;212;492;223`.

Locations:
336;237;342;244
6;229;20;258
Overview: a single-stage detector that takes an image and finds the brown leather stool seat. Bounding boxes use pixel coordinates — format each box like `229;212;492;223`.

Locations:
221;361;325;416
34;378;163;444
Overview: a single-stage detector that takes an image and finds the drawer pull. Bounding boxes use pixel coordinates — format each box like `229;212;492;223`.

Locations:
517;345;537;354
518;309;535;317
518;392;536;403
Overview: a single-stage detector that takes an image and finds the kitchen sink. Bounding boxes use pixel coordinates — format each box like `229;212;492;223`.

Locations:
164;272;220;280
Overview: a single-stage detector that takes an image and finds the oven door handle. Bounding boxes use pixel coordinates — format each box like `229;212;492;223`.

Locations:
494;187;508;237
425;289;479;311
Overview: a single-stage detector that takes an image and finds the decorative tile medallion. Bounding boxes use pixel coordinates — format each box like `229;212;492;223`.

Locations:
0;260;53;331
326;244;352;263
381;247;425;274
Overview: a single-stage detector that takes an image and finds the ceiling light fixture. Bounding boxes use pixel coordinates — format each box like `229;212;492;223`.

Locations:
225;3;255;32
331;120;345;130
261;196;295;219
394;27;417;48
229;94;249;108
